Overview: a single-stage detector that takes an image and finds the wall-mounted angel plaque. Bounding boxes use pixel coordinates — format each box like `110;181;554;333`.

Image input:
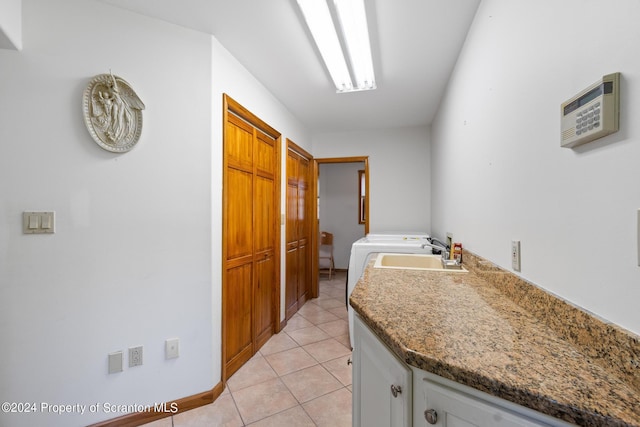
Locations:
82;72;145;152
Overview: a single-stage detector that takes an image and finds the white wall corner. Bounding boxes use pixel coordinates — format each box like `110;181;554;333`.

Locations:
0;0;23;50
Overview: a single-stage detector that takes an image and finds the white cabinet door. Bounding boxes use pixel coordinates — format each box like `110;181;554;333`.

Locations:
353;314;412;427
421;379;548;427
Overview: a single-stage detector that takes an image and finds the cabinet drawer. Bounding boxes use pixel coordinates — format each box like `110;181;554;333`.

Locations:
422;379;548;427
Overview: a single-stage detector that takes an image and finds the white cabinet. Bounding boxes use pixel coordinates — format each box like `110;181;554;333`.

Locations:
353;314;574;427
353;314;412;427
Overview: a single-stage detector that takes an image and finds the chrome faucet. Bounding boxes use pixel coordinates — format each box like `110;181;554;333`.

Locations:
421;240;449;259
421;239;461;269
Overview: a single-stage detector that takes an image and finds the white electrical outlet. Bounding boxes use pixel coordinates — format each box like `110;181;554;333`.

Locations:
165;338;180;359
129;346;143;367
511;240;521;272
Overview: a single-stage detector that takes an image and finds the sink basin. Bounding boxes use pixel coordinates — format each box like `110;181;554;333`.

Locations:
374;253;467;272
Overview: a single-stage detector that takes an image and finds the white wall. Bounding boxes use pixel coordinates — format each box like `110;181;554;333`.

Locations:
312;126;431;235
0;1;212;426
0;1;310;426
319;163;366;268
431;0;640;335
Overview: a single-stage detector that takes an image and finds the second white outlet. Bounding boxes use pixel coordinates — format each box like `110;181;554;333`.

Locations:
511;240;521;272
129;346;143;367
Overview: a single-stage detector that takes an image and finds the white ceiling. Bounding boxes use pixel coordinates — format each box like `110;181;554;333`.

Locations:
99;0;480;133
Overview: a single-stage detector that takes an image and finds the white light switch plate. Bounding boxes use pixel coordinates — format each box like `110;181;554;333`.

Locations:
23;211;55;234
166;338;180;359
108;351;123;374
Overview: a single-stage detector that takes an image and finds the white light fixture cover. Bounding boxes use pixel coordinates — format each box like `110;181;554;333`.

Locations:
296;0;376;93
296;0;353;92
333;0;376;91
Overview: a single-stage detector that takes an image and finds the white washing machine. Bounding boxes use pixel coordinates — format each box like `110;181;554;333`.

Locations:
364;231;431;241
346;232;433;348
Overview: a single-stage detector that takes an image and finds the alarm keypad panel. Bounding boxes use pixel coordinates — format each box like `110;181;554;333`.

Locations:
561;73;619;148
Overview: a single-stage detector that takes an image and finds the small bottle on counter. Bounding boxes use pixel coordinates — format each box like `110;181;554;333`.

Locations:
453;243;463;263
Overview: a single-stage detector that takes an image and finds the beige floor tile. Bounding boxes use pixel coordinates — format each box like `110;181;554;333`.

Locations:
282;314;314;332
232;378;298;425
322;354;353;386
312;296;345;310
247;405;316;426
334;333;351;349
327;306;349;320
325;288;347;299
303;387;352;427
286;325;331;346
297;302;325;315
172;394;243;427
226;353;278;392
281;364;343;403
317;318;349;337
303;338;352;363
264;346;318;376
322;273;346;284
298;309;340;325
311;293;335;302
258;331;298;356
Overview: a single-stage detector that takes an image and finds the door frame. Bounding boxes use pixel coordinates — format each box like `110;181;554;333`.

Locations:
312;156;369;296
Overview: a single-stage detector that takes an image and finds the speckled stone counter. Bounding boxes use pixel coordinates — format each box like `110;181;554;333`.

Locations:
349;251;640;426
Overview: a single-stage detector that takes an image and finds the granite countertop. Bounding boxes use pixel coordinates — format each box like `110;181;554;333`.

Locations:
349;251;640;427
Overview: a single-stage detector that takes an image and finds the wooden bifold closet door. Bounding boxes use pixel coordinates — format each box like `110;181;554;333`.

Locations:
222;95;281;381
285;142;312;320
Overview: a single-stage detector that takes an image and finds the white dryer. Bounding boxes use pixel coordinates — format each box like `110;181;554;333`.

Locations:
346;232;432;348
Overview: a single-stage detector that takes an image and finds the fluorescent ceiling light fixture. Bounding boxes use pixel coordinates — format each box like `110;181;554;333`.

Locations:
333;0;376;91
297;0;376;93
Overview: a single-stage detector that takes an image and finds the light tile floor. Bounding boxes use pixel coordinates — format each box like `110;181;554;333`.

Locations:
144;272;351;427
